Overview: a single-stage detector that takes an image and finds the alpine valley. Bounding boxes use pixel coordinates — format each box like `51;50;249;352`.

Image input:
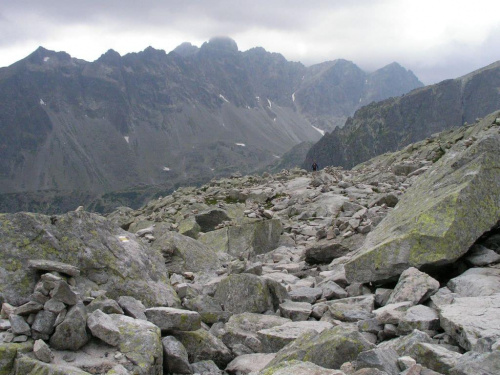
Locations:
0;37;422;213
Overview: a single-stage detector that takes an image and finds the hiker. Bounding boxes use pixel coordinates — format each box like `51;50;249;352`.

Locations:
312;160;318;172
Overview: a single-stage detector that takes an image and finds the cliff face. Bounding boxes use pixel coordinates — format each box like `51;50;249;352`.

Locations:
305;61;500;169
0;38;422;208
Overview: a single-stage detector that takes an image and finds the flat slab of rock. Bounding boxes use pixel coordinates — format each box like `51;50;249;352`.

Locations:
144;307;201;331
345;130;500;283
289;287;323;304
438;293;500;351
226;353;275;374
279;300;312;321
258;321;333;352
28;259;80;277
258;359;345;375
447;267;500;297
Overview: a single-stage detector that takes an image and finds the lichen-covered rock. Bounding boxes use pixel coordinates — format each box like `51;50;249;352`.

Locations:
195;209;231;232
266;325;374;369
355;347;400;375
0;211;179;307
110;314;163;375
214;274;272;314
278;300;312;321
397;305;440;335
172;328;233;368
0;341;33;375
202;219;282;258
87;309;121;346
162;336;192;375
259;360;346;374
144;307;201;331
449;350;500;375
406;342;462;374
225;353;275;375
386;267;439;305
152;231;220;274
258;321;333;353
14;356;91;375
50;303;89;351
345;128;500;283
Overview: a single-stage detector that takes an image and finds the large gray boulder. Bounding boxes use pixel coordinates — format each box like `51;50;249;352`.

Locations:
449;350;500;375
258;360;345;375
152;231;220;274
386;267;439;305
438;293;500;351
446;267;500;297
214;274;272;314
266;325;374;369
201;219;282;258
50;303;89;351
162;336;192;375
0;211;179;307
144;307;201;331
345;127;500;283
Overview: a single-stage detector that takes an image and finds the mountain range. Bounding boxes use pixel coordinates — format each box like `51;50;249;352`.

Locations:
305;60;500;169
0;37;422;212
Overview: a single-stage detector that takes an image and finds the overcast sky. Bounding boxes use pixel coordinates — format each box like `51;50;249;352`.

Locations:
1;0;499;84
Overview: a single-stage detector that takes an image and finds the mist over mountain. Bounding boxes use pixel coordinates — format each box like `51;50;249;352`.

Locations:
0;37;422;212
305;60;500;169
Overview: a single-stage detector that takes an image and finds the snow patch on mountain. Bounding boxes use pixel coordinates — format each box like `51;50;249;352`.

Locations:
311;125;325;136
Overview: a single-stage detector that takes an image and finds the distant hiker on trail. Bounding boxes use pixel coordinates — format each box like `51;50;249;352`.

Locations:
312;161;318;172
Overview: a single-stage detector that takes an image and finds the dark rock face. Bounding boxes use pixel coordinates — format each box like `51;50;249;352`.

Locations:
305;61;500;170
0;39;422;213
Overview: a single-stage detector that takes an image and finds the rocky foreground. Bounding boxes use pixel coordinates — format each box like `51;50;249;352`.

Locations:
1;112;500;374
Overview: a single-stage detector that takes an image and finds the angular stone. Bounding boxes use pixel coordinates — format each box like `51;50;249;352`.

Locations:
214;274;272;314
145;307;201;331
325;295;375;322
356;347;400;375
183;294;228;324
378;329;433;356
116;296;147;321
14;301;43;316
465;244;500;266
190;360;223;375
447;267;500;297
0;319;11;330
398;305;440;335
319;280;348;300
14;356;89;375
162;336;192;375
259;360;345;375
449;350;500;375
374;301;413;324
221;312;291;354
226;353;275;375
50;303;89;351
438;294;500;351
28;259;80;277
345;132;500;283
86;297;124;315
33;339;54;363
9;315;31;336
31;310;57;337
289;287;323;303
195;209;231;232
178;217;201;239
110;314;163;375
279;300;312;321
386;267;439;305
153;231;220;274
305;240;350;264
50;280;78;306
407;342;462;374
87;309;121;346
44;298;66;314
172;328;233;368
266;325;374;369
258;321;333;353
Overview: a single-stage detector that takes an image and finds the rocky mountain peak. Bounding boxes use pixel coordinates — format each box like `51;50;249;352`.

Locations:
172;42;199;58
96;49;122;65
201;36;239;55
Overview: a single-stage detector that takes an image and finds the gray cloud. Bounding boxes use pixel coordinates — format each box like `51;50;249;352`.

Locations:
1;0;500;84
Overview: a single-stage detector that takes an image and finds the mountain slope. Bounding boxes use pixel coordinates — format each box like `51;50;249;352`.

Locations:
305;60;500;169
0;37;422;211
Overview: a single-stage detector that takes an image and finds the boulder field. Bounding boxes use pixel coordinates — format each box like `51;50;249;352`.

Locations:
1;112;500;374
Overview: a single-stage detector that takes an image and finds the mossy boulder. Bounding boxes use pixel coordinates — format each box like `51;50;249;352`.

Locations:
214;274;272;314
0;211;179;307
265;325;374;369
13;356;90;375
259;360;345;375
0;341;33;375
345;119;500;283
